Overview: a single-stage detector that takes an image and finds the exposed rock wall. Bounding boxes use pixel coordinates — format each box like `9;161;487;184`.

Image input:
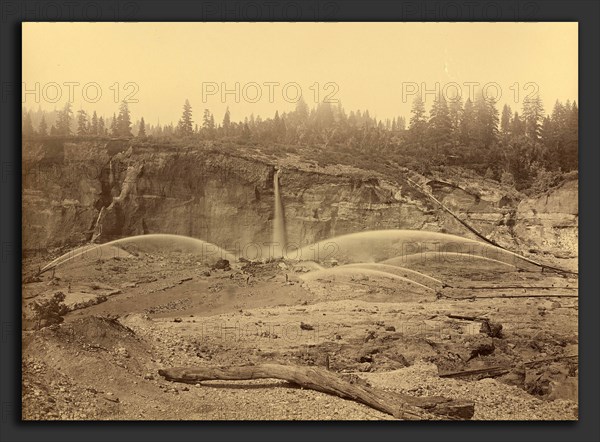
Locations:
514;180;578;258
22;139;578;261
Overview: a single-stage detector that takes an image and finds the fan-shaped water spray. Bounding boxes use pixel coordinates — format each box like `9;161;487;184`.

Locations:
41;234;236;273
300;266;435;292
289;229;537;270
384;251;519;271
382;251;526;282
340;263;444;289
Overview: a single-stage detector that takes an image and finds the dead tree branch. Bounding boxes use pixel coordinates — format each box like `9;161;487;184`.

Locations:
158;363;474;420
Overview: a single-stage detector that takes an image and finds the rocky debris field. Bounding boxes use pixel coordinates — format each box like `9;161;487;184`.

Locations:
22;251;578;420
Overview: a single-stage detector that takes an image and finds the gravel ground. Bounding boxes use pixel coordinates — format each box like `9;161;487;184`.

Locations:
364;361;577;420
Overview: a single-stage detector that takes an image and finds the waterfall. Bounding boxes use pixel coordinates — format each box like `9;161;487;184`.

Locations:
273;168;287;258
108;159;114;186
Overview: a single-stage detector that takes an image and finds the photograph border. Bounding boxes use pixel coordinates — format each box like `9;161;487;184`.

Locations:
2;1;599;441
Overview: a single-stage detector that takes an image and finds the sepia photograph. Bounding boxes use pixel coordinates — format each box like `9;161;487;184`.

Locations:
21;22;579;421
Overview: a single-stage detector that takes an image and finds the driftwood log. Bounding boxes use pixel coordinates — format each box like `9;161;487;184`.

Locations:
158;363;474;420
439;354;578;379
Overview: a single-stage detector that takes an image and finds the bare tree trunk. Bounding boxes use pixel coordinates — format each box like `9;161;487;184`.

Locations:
158;363;474;420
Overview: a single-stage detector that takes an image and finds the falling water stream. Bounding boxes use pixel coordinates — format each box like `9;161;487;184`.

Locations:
273;168;287;258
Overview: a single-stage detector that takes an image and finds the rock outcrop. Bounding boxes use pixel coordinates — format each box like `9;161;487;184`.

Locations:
22;139;578;262
514;180;578;258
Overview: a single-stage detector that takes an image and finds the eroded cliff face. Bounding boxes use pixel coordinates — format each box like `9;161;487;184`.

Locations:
514;180;578;258
22;139;578;261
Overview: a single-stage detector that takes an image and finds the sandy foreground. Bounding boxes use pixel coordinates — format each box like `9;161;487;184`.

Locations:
22;252;578;420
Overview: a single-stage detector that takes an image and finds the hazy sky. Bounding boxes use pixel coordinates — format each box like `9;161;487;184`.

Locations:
23;22;578;125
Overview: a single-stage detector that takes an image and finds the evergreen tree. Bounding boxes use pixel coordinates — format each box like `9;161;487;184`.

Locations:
177;99;194;137
397;116;406;131
138;117;146;137
408;95;427;145
56;102;73;136
110;113;118;136
511;112;525;137
473;91;499;147
522;94;544;141
90;111;99;135
222;107;231;134
242;122;251;139
117;101;132;137
77;110;88;135
23;111;36;137
448;95;464;143
459;98;475;145
500;104;512;138
540;115;553;148
202;109;214;130
562;100;578;170
551;100;566;134
98;116;105;136
294;96;310;125
273;110;286;139
38;115;48;136
428;93;452;149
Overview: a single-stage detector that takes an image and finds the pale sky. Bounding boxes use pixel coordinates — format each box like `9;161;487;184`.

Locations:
23;22;578;125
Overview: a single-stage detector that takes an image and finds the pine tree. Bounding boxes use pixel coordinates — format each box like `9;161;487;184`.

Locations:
110;113;118;136
511;112;525;137
448;95;464;143
540;116;553;148
222;107;231;134
117;101;132;137
98;116;105;136
177;99;193;137
408;95;427;145
500;104;512;138
487;97;500;144
294;96;310;124
202;109;214;130
522;94;544;141
428;93;452;149
138;117;146;137
473;91;498;147
77;110;88;135
242;122;251;139
90;111;99;135
397;116;406;131
459;98;475;145
56;102;73;136
23;111;36;137
563;101;578;170
38;115;48;136
335;102;348;127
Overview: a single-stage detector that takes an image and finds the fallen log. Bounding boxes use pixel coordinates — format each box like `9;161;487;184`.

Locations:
440;293;577;300
158;363;474;420
476;293;578;299
439;354;579;379
457;285;577;290
447;314;486;321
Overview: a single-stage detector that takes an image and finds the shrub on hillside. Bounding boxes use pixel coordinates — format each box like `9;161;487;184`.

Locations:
31;291;69;330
